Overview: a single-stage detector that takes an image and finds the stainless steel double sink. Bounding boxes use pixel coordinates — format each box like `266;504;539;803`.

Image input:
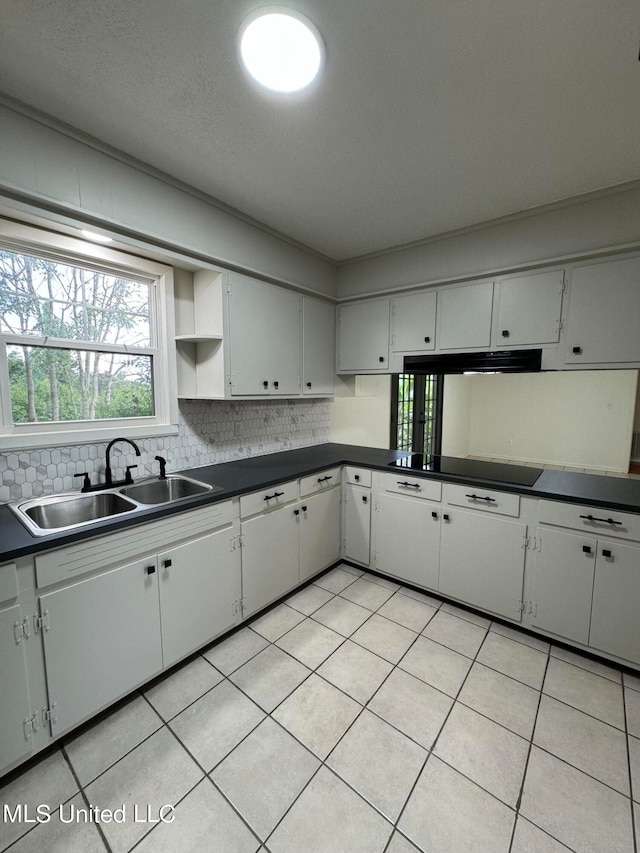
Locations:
11;475;221;537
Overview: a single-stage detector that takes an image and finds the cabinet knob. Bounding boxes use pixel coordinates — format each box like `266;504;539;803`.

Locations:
362;495;368;503
354;474;360;482
273;380;279;389
294;509;300;516
443;513;450;522
378;356;384;362
602;548;613;559
302;505;307;512
501;330;510;338
306;382;312;388
572;346;582;355
146;565;156;575
424;336;430;343
263;380;269;388
582;545;592;555
163;559;172;568
431;511;438;520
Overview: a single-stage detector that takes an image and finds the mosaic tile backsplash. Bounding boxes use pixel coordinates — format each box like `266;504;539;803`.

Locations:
0;398;331;504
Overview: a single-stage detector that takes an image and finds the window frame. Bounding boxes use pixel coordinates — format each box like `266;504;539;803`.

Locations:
390;372;443;456
0;220;178;450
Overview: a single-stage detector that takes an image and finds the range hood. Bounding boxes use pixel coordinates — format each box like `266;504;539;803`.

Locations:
403;349;542;374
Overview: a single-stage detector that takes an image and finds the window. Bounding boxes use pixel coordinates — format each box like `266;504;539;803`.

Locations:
0;221;177;449
390;373;443;455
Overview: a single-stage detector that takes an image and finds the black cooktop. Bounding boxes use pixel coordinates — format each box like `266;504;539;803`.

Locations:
389;454;543;487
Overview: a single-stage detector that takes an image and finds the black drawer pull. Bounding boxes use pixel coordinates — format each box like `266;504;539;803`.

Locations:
424;336;430;343
466;493;496;503
579;514;623;526
264;491;285;501
273;380;279;389
302;505;307;512
443;513;450;522
501;330;510;338
582;545;591;554
362;495;368;503
602;549;613;558
146;565;156;575
397;481;421;489
431;511;438;520
263;380;269;388
294;509;300;516
163;559;172;568
572;346;582;355
379;356;385;362
354;474;360;481
306;382;312;388
317;475;333;483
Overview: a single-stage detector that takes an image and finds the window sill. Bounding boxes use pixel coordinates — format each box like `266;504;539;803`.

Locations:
0;423;179;452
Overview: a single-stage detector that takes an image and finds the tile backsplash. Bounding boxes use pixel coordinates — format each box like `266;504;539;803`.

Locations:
0;398;331;503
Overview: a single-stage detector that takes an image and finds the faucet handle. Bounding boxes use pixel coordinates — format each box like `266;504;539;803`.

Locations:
74;472;92;492
124;465;138;485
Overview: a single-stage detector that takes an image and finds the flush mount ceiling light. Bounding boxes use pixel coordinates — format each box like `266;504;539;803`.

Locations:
239;9;323;93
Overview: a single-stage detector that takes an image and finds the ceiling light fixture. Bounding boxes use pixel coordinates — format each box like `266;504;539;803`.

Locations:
239;9;323;93
80;229;113;243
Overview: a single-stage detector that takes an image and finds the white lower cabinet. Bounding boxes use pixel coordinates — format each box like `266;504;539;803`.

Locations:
374;492;440;589
0;603;33;769
343;483;371;566
241;504;300;618
589;539;640;662
530;527;595;645
299;489;341;582
439;509;527;621
39;557;163;736
158;529;241;668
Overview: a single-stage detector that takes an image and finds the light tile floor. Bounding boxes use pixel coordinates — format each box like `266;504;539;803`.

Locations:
1;563;639;853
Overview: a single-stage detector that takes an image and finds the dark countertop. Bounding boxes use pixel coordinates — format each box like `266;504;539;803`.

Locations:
2;442;640;564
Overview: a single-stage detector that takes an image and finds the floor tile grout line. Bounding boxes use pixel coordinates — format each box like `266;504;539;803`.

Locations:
622;687;639;853
509;647;551;853
59;742;114;853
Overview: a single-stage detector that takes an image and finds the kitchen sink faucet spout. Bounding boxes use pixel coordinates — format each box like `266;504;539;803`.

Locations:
105;438;141;487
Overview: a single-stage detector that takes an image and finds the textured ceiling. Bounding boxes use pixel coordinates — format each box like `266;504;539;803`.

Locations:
0;0;639;261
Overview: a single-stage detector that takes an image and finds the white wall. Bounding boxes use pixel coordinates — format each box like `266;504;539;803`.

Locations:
329;375;392;448
0;102;337;296
442;371;638;472
336;185;640;299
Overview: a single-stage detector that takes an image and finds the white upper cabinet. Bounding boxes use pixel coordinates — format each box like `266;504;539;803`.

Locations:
337;298;390;372
302;297;335;395
227;273;301;396
391;290;437;352
495;269;564;347
564;256;640;365
437;281;494;350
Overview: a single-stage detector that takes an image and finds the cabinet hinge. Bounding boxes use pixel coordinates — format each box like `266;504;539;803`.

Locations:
33;609;50;634
13;617;30;644
519;600;538;616
518;600;526;614
23;712;39;740
42;702;57;727
232;599;243;617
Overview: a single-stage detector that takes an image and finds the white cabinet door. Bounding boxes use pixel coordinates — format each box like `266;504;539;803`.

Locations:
159;529;241;668
227;273;272;395
530;528;595;645
565;257;640;364
343;484;371;566
437;281;494;350
496;270;564;346
302;297;335;395
374;492;440;590
299;489;341;582
268;285;301;395
439;509;525;621
589;540;640;664
241;505;299;617
39;558;162;736
0;604;32;770
337;300;390;371
391;291;436;352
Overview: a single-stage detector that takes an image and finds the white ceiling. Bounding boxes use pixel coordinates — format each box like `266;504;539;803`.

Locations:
1;0;639;262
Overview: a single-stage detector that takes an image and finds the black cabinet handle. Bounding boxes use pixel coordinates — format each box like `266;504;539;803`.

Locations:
579;514;623;526
294;509;300;516
163;559;172;568
354;474;360;482
306;382;312;388
263;380;269;388
378;356;384;362
424;336;430;343
572;346;582;355
431;511;438;520
264;491;285;501
501;330;510;338
443;513;450;522
146;565;156;575
302;505;307;512
466;493;496;503
362;495;368;503
273;380;279;389
317;475;333;483
582;545;592;554
397;481;421;489
602;549;613;558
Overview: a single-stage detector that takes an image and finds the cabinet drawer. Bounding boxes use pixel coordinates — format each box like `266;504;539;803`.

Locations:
300;467;341;497
443;483;520;517
345;467;372;487
0;563;18;605
240;480;299;518
376;472;441;502
539;500;640;542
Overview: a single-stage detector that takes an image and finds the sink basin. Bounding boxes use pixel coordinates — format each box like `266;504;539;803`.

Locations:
118;475;216;505
14;491;138;536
